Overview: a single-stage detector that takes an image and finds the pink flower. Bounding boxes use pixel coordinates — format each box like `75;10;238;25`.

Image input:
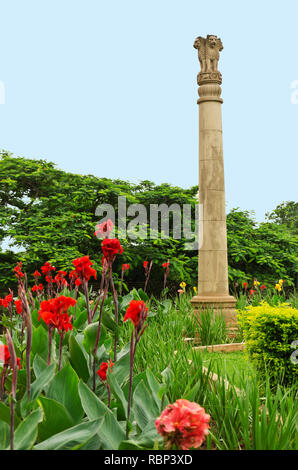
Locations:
94;219;114;239
155;399;210;450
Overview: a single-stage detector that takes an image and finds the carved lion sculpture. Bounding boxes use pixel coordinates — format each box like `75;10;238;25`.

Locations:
193;35;223;73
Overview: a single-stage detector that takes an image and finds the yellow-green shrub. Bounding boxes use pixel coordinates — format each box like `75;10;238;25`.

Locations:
238;302;298;386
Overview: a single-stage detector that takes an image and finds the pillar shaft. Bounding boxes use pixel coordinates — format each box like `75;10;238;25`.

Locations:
191;35;237;329
198;86;228;296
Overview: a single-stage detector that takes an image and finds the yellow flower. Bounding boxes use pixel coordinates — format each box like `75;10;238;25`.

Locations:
275;283;282;291
279;279;284;285
193;286;197;293
180;282;186;289
253;280;260;286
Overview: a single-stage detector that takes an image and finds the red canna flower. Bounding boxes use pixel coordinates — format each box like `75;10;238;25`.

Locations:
58;270;67;277
122;263;130;272
260;284;266;291
243;282;248;289
249;289;256;296
72;256;97;282
14;299;22;315
0;294;13;308
75;278;82;287
162;261;170;269
33;270;41;278
38;296;76;333
0;344;21;369
101;238;123;263
32;284;43;293
41;262;56;275
13;262;25;279
96;360;114;382
123;300;148;328
143;261;149;268
0;344;10;364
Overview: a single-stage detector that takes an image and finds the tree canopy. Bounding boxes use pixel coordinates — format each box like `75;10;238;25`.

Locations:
0;151;297;294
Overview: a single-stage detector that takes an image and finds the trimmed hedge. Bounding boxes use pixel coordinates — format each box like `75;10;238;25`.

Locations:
238;302;298;386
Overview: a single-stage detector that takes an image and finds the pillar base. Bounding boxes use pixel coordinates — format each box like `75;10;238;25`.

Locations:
190;295;238;328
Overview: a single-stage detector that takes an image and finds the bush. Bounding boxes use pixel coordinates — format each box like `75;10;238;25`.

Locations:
238;302;298;386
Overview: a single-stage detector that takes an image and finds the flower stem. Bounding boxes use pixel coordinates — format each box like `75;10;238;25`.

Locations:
110;275;118;362
126;330;135;439
107;383;111;408
0;365;8;401
92;267;112;391
83;280;91;324
58;334;63;371
47;327;53;366
6;329;17;451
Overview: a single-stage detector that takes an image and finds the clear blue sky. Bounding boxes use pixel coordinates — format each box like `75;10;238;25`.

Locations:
0;0;297;221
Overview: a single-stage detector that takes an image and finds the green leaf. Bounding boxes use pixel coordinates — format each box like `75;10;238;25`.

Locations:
146;369;162;411
118;440;148;450
78;380;125;450
30;363;56;401
0;421;10;449
137;288;149;302
14;407;43;450
47;363;84;424
0;401;20;427
32;354;48;378
83;322;106;356
73;308;87;329
102;310;119;334
37;396;74;441
72;433;102;450
31;325;49;363
33;418;103;450
68;333;90;382
20;363;56;418
107;368;128;419
31;308;40;328
138;418;162;447
133;380;160;431
112;348;130;385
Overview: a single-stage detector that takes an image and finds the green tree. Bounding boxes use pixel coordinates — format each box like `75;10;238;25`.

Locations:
0;151;297;295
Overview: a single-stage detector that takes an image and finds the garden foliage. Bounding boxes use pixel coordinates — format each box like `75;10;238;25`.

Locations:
0;151;297;295
238;302;298;386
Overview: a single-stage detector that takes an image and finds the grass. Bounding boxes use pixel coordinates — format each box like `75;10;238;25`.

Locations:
119;291;298;449
192;350;255;389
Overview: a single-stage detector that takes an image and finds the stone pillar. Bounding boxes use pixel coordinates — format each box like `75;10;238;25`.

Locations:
190;35;237;329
